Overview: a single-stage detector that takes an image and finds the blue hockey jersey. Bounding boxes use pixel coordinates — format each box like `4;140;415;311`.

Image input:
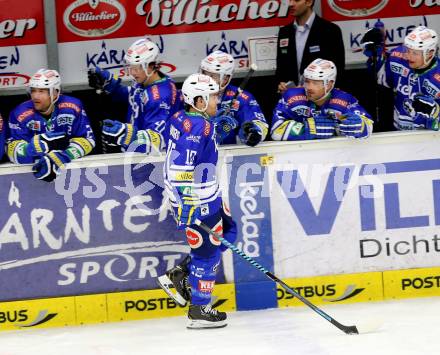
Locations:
164;110;221;218
107;74;183;138
217;84;268;144
7;95;95;164
378;45;440;130
271;87;373;140
0;112;5;160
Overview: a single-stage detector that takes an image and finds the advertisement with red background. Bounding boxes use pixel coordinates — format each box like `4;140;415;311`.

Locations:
0;0;47;88
0;0;46;47
322;0;440;21
56;0;292;43
321;0;440;64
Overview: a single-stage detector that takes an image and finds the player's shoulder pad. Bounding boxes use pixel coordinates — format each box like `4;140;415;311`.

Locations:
328;89;355;108
11;100;35;123
284;87;307;105
57;95;82;113
389;45;408;62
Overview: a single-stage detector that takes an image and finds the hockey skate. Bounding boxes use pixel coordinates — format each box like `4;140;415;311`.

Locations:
157;255;191;306
187;304;227;329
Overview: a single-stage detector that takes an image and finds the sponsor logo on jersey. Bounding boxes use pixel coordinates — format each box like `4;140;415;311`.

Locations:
186;134;201;143
63;0;126;38
170;125;180;140
151;85;160;100
200;204;210;217
390;62;410;77
391;50;408;60
329;98;349;108
58;102;81;113
57;114;75;126
239;92;249;101
204;121;211;136
17;109;33;123
327;0;389;17
287;94;307;105
183;119;192;133
423;79;440;98
198;280;215;293
433;73;440;83
26;120;41;131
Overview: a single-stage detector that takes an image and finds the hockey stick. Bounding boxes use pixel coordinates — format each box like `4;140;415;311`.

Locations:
223;63;258;116
195;219;359;335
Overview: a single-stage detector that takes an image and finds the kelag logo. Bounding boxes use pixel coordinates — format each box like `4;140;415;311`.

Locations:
64;0;126;37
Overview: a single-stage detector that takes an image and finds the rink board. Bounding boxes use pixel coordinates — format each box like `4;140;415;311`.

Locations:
1;268;440;332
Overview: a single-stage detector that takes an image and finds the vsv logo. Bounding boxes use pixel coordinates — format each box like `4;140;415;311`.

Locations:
276;160;440;236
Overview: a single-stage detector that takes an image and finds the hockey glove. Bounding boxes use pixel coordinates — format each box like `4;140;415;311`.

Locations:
102;120;137;150
26;132;69;158
212;114;238;143
305;115;336;139
132;129;165;154
412;94;440;130
32;150;71;182
239;121;263;147
88;67;120;94
361;27;385;58
337;113;369;138
176;202;201;230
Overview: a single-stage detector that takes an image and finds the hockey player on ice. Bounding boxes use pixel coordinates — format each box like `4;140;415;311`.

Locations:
158;73;237;329
7;69;95;182
362;25;440;131
271;58;373;140
199;50;269;146
88;38;183;153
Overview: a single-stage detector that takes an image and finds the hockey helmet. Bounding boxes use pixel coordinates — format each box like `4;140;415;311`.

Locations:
182;73;219;112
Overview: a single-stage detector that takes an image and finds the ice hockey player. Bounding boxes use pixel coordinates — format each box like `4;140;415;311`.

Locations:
199;50;268;146
362;25;439;130
7;69;95;182
159;73;237;329
271;58;373;140
88;38;182;153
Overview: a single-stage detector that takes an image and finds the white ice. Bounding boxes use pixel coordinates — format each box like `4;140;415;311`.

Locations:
0;297;439;355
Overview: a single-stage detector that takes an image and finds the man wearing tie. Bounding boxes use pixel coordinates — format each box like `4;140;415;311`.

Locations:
276;0;345;93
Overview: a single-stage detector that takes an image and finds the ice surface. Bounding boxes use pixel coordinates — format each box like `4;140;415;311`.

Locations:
0;297;438;355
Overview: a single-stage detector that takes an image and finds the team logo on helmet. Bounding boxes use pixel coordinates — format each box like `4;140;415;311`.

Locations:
186;228;203;249
63;0;126;38
328;0;389;17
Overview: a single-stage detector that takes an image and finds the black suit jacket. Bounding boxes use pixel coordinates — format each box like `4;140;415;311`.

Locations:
275;15;345;86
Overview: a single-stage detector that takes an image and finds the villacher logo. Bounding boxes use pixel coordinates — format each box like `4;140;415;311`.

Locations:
328;0;389;17
63;0;126;37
